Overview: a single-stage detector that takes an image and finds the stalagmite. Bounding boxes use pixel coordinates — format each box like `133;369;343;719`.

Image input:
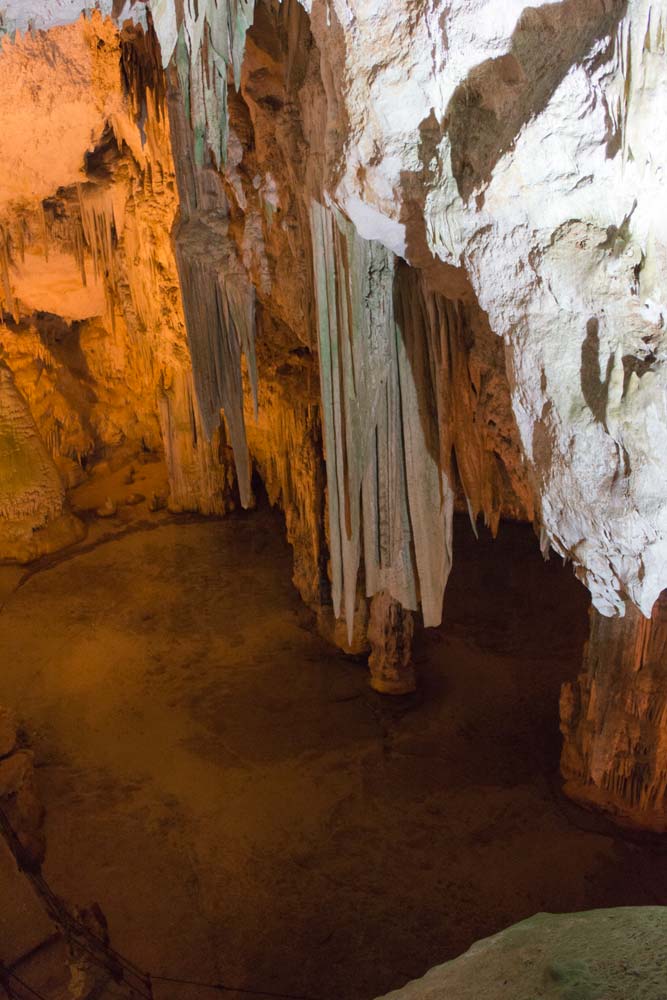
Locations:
561;595;667;832
367;591;416;696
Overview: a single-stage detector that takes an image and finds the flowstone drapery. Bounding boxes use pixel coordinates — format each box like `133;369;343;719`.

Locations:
164;15;259;511
311;200;454;640
152;0;256;168
174;239;258;508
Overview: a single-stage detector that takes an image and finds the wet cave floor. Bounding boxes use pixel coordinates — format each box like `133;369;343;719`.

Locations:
1;505;667;1000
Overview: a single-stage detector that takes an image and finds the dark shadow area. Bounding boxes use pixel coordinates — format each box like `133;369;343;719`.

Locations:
83;123;123;183
445;0;628;201
581;316;613;428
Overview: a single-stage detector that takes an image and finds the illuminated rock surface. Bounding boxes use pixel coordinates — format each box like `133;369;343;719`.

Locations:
561;592;667;832
374;907;667;1000
4;0;667;626
0;361;83;561
0;0;666;892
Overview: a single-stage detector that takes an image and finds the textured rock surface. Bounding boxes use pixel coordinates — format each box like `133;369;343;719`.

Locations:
367;590;416;694
0;705;18;759
1;0;666;739
5;0;667;625
146;0;667;627
374;907;667;1000
301;0;667;622
0;15;238;523
561;593;667;832
0;5;535;631
0;362;83;560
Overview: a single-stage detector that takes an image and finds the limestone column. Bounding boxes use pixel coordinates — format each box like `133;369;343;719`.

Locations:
367;590;416;695
560;593;667;832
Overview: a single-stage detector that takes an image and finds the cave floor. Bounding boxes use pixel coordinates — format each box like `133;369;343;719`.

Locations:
1;506;667;1000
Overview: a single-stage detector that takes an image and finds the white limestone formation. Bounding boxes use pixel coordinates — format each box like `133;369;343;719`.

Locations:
312;200;454;638
2;0;667;632
304;0;667;621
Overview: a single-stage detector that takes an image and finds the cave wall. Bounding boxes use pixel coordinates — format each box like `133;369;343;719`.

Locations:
561;594;667;831
0;2;529;638
0;2;665;833
0;360;84;561
156;0;533;640
0;15;242;533
138;0;667;627
295;0;667;622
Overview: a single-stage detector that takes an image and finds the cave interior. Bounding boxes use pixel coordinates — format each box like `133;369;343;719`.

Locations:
1;2;667;999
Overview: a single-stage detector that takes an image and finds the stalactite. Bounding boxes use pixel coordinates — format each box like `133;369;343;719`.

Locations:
395;266;525;536
77;182;126;329
163;15;260;515
174;243;257;508
152;0;256;168
247;386;328;610
15;212;25;264
77;184;118;290
311;200;454;641
120;18;167;131
72;216;87;288
157;368;237;515
40;202;49;262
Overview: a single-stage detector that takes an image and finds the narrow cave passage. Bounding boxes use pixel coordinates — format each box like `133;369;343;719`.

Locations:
2;503;665;1000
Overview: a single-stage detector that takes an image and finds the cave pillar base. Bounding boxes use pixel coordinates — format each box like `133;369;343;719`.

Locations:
367;591;416;695
560;593;667;832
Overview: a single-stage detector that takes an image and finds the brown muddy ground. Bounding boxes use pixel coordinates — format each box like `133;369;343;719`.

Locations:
1;503;666;1000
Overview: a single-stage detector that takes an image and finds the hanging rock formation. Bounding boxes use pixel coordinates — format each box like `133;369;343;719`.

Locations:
311;200;454;642
0;13;238;520
299;0;667;623
0;0;666;829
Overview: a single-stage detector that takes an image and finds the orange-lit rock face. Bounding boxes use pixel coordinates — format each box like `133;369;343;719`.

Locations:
0;7;528;652
0;15;236;537
0;361;83;561
11;251;106;321
0;6;531;637
0;18;122;205
561;596;667;833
